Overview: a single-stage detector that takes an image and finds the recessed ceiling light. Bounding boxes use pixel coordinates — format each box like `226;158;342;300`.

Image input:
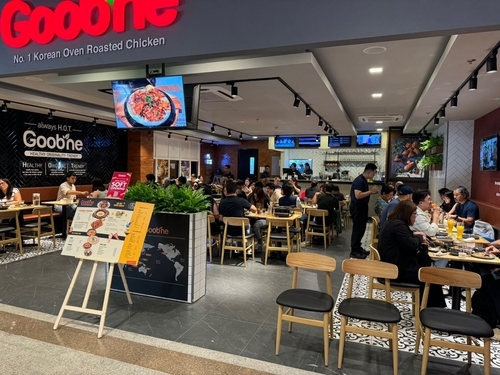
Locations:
25;76;43;82
252;136;258;139
376;121;383;124
376;128;383;131
363;46;387;55
372;93;383;98
369;67;383;74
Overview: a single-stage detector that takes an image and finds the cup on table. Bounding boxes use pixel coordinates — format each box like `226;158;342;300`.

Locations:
456;222;464;239
447;219;455;235
18;200;24;206
32;193;40;206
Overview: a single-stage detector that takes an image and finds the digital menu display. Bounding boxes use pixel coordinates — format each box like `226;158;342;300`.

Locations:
328;136;352;147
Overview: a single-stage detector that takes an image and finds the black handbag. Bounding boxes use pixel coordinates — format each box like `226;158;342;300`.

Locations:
416;243;432;267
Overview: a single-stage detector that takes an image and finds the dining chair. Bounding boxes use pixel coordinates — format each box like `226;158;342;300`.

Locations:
305;208;330;249
341;196;351;227
275;252;336;366
221;217;255;267
0;210;23;254
290;207;303;252
416;267;493;375
20;206;56;253
264;217;294;265
368;244;421;336
207;214;220;263
370;216;380;248
338;259;401;375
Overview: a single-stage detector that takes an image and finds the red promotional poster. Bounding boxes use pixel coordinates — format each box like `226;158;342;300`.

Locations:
107;172;132;199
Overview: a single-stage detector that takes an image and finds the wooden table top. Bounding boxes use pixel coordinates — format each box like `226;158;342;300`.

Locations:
430;251;500;265
6;204;45;211
245;212;302;221
42;200;78;206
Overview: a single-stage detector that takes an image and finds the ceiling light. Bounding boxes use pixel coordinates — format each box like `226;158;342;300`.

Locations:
185;136;188;142
434;117;439;125
199;139;203;144
211;125;215;133
318;119;323;127
1;101;7;112
469;72;478;91
376;121;383;124
439;106;446;118
363;46;387;55
369;67;383;74
376;128;383;131
47;110;53;120
293;94;300;108
239;133;243;140
334;131;339;137
324;124;329;132
486;50;497;73
211;141;214;146
252;136;258;139
329;128;333;134
228;130;232;137
450;93;458;108
305;106;311;117
372;93;383;98
422;129;428;136
92;118;97;126
316;135;320;142
168;132;171;138
231;84;238;97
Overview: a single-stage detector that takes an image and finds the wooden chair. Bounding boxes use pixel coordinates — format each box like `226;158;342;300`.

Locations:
368;245;421;336
221;217;255;267
370;216;380;248
264;218;294;265
290;207;303;253
341;195;351;227
305;208;330;249
20;206;56;253
275;253;336;366
207;214;220;263
338;259;401;375
0;210;23;254
416;267;493;375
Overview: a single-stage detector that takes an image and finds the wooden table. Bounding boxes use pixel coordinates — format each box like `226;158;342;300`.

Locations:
6;204;45;226
245;212;302;222
42;200;77;238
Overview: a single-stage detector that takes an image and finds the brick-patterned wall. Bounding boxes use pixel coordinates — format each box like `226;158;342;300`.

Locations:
200;140;281;183
128;131;154;184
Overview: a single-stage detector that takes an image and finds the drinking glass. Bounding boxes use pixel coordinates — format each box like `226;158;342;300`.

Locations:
447;219;455;235
256;203;261;214
456;222;464;239
32;193;40;206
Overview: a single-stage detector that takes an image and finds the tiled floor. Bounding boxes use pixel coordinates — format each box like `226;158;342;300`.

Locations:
0;225;498;374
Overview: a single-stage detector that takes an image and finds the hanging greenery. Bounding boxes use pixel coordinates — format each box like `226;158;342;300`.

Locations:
419;135;444;151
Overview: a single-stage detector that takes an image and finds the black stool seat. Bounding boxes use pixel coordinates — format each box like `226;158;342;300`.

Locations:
420;307;494;337
338;298;401;323
289;227;301;233
308;221;324;228
276;288;333;312
0;226;15;232
227;233;255;240
376;278;420;288
23;222;49;228
269;233;295;240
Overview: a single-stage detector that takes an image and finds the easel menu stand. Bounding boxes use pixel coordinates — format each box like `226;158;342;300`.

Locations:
54;260;132;338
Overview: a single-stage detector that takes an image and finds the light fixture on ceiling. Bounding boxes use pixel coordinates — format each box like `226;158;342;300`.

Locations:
199;139;203;144
376;128;383;131
487;50;497;73
469;72;478;91
185;136;188;142
228;129;232;137
316;135;320;142
450;93;458;108
334;131;339;137
211;125;215;133
376;121;383;124
47;110;53;120
305;106;311;117
92;118;97;126
239;133;243;140
439;106;446;118
1;101;8;112
422;129;428;136
329;128;333;134
318;118;323;127
434;117;439;125
323;124;329;132
252;136;258;139
168;132;171;138
293;94;300;108
231;83;238;97
372;93;383;98
369;67;383;74
211;141;214;146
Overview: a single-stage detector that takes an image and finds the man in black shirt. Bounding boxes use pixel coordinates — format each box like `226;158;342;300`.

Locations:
305;180;320;199
349;163;379;259
260;165;271;179
317;184;339;227
219;182;256;236
222;164;235;180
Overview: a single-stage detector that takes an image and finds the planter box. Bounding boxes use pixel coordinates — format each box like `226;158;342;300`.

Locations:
429;164;443;171
111;211;207;303
426;145;443;155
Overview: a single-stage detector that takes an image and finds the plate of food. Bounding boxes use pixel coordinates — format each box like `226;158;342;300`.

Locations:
472;252;496;260
92;209;109;219
125;85;176;127
98;200;110;209
428;246;443;253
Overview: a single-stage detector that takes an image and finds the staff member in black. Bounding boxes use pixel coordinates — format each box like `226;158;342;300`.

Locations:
349;163;379;259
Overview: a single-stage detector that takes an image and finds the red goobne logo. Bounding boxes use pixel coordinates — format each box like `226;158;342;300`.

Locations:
0;0;179;48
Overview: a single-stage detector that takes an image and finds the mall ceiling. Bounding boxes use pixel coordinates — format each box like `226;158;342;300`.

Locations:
1;30;500;142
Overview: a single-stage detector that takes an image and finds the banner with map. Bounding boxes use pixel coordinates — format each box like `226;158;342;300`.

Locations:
111;212;190;302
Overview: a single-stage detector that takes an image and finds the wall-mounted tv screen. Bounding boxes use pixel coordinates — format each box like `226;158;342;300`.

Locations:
328;136;352;147
112;76;187;129
479;134;498;171
356;133;381;147
274;136;296;148
298;136;320;147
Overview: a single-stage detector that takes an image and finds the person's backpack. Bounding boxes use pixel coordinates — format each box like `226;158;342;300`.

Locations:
473;220;495;242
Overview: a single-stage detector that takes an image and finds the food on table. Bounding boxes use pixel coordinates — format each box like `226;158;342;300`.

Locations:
472;252;496;259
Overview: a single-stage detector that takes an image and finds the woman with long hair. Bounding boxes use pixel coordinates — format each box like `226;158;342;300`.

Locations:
249;187;270;210
440;190;456;213
90;178;108;198
0;178;22;206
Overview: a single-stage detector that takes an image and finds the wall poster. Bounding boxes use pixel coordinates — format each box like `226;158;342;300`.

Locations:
390;136;426;179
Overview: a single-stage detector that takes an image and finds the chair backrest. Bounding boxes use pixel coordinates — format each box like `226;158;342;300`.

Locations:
308;208;327;217
0;210;18;221
342;259;398;300
32;206;52;216
369;244;381;261
370;216;380;242
223;217;249;227
287;252;336;295
207;214;215;237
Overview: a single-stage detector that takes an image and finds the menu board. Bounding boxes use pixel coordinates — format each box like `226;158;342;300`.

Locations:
107;172;132;199
61;198;153;264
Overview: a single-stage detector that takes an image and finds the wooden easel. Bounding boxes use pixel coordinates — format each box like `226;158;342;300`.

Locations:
53;259;132;338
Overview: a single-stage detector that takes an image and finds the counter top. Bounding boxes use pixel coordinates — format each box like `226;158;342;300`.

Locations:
293;179;385;184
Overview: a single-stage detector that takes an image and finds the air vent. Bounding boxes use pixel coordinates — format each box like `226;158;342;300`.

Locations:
200;85;242;102
358;115;404;123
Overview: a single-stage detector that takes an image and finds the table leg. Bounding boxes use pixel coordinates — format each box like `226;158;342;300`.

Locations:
61;205;68;239
450;260;462;310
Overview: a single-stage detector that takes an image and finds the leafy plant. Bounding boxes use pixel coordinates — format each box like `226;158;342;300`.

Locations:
419;135;444;151
124;182;210;214
419;154;443;168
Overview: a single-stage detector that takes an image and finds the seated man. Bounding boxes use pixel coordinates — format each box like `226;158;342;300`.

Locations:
305;179;319;200
410;189;441;237
446;186;479;233
380;185;413;226
316;184;340;228
56;171;89;218
279;184;301;208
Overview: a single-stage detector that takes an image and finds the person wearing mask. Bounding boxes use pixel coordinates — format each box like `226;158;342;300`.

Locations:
222;164;235;180
349;163;379;259
0;178;22;206
378;200;446;308
302;163;313;177
219;181;256;236
374;184;396;217
260;165;271;179
445;186;479;232
90;178;108;198
380;185;414;226
305;180;320;200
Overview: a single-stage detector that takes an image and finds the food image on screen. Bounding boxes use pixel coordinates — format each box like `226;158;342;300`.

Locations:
128;85;172;122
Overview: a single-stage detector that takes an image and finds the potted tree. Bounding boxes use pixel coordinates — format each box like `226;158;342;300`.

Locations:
111;183;210;303
419;154;443;171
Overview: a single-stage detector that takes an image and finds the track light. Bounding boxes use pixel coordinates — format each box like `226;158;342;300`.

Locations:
318;118;323;127
334;131;339;137
211;141;214;146
228;129;232;137
329;128;333;134
47;110;53;120
211;125;215;133
1;101;7;112
422;129;428;136
293;94;300;108
185;136;188;142
434;117;439;125
450;93;458;108
239;133;243;140
305;106;311;117
92;118;97;126
487;50;497;73
469;72;478;91
231;84;238;97
168;132;171;138
439;106;446;118
199;139;203;144
324;124;329;132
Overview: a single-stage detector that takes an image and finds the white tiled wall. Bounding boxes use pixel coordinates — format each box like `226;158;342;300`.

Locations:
191;212;207;303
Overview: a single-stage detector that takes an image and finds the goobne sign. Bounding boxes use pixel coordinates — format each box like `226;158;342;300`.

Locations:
23;122;84;159
0;0;180;48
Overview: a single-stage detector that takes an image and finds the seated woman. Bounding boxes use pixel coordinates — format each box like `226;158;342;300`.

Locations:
378;200;446;308
440;190;456;213
90;178;108;198
0;178;22;206
248;187;269;249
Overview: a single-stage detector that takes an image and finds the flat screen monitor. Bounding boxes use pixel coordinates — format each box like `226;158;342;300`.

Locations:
112;76;187;129
479;134;499;171
328;136;352;147
356;133;381;146
274;136;296;148
297;136;320;147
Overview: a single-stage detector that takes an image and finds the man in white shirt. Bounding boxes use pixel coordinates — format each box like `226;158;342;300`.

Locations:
56;172;89;218
410;189;441;236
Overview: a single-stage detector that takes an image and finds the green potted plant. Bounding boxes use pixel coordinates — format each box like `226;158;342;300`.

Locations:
112;182;211;303
419;135;444;154
419;154;443;170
